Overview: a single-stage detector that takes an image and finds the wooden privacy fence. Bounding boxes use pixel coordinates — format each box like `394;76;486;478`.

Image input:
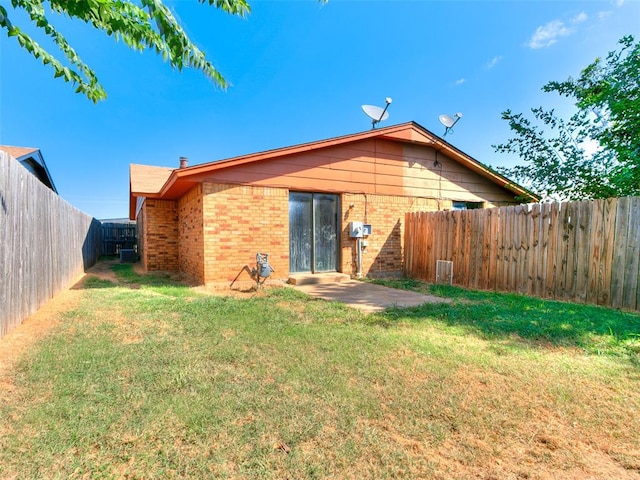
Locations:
0;152;102;339
405;197;640;311
102;221;136;255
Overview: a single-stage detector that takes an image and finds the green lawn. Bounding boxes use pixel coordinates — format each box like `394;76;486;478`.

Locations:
1;265;639;479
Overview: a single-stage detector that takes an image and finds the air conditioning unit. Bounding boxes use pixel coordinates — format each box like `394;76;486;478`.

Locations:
119;249;136;263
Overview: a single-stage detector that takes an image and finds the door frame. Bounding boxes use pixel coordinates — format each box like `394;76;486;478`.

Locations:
288;192;341;274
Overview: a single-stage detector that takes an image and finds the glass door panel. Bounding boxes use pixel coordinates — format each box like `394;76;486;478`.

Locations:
313;194;338;272
289;192;339;273
289;192;312;273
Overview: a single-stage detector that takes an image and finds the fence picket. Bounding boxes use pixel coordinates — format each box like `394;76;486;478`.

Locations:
574;201;591;303
611;197;629;308
528;204;540;296
599;198;617;305
554;202;569;299
487;208;498;291
586;200;605;304
498;206;508;291
563;202;578;300
517;206;529;294
467;211;479;289
623;197;640;310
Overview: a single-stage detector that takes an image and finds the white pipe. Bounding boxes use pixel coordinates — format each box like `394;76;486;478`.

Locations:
356;237;362;278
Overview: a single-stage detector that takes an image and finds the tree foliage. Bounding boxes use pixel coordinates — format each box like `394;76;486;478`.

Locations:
0;0;252;102
495;35;640;201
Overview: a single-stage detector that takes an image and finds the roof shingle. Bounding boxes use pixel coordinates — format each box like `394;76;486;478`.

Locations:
129;164;174;195
0;145;39;159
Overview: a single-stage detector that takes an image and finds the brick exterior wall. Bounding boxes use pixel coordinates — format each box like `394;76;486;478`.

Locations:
138;184;510;283
139;199;179;272
202;183;289;286
178;185;204;282
341;193;440;278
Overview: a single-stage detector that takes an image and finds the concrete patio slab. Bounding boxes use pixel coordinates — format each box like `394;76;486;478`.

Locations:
292;280;450;313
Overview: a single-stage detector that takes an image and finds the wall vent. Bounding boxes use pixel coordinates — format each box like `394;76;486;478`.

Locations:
436;260;453;285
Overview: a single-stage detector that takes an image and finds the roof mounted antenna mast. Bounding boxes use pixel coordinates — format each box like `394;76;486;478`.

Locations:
362;97;392;129
439;112;463;136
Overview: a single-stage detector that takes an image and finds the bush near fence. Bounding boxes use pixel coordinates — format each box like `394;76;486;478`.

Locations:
405;197;640;311
0;151;102;339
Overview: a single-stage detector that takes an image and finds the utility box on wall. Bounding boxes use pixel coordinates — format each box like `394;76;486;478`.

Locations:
349;221;364;238
349;222;372;238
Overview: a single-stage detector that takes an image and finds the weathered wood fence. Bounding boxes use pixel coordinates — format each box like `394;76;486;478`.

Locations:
102;221;136;255
1;151;102;339
405;197;640;311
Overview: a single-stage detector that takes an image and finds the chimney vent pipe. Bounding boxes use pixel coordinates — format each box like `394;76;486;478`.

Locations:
179;156;188;169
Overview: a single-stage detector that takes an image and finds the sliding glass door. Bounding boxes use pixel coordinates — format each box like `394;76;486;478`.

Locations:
289;192;339;273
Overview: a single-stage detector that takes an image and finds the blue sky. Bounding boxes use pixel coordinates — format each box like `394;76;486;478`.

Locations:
1;0;639;219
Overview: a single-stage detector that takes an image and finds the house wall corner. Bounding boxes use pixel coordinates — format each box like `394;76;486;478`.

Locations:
178;185;205;283
138;198;179;272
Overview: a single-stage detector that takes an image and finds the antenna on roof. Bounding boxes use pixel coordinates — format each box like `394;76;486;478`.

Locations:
362;97;392;129
439;112;463;136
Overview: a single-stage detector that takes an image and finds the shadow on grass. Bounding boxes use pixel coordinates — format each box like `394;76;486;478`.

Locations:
372;279;640;358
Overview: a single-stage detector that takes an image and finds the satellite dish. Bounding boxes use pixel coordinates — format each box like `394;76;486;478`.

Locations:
439;114;455;128
439;112;463;136
363;105;389;121
362;97;392;129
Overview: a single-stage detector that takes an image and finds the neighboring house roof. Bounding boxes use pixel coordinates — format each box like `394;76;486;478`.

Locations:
0;146;39;158
129;164;174;195
129;121;539;219
0;145;58;193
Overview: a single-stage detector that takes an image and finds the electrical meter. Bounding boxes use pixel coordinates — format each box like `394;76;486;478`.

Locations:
349;221;364;238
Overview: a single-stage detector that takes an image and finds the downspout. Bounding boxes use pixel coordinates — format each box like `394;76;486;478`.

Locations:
356;237;362;278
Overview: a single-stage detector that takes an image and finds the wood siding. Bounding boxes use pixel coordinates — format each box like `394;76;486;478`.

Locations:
404;198;640;311
0;152;102;339
195;139;518;206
